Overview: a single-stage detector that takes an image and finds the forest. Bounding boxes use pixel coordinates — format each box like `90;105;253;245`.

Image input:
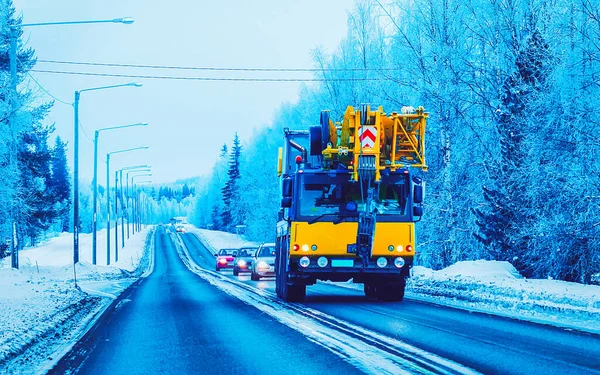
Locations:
0;4;71;256
191;0;600;284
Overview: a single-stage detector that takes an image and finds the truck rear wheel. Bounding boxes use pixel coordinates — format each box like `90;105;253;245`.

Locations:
282;283;306;302
364;284;377;299
376;281;406;302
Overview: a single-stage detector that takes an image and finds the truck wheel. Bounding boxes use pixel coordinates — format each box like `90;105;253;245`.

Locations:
364;284;377;299
282;283;306;302
377;282;406;302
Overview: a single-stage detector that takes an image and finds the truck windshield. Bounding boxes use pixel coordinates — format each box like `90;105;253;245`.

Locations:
298;174;409;219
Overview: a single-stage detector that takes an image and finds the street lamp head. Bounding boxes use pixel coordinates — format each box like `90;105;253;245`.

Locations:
115;17;135;24
129;82;143;87
140;122;149;126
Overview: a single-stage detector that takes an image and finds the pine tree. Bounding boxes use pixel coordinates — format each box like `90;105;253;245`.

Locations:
18;121;56;245
49;136;71;232
221;134;242;232
182;183;191;198
474;30;551;275
0;0;48;256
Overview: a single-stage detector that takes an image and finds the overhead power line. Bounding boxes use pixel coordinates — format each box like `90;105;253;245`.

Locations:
36;59;400;73
30;69;385;82
26;72;72;106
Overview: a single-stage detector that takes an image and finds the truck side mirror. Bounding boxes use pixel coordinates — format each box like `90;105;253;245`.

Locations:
413;205;423;217
413;184;423;204
281;197;292;208
282;177;293;197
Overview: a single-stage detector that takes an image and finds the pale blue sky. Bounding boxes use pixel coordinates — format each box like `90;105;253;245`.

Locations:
13;0;355;183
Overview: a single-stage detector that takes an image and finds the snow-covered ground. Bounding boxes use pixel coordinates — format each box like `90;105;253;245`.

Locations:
190;226;600;334
185;225;259;251
406;261;600;333
0;227;153;375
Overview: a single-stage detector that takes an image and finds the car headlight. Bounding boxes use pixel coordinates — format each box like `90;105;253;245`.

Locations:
257;261;269;269
237;260;247;267
394;257;405;268
317;257;328;268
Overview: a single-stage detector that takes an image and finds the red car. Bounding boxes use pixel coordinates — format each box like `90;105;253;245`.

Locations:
215;248;238;271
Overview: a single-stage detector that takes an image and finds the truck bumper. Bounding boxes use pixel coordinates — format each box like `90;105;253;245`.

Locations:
287;256;412;284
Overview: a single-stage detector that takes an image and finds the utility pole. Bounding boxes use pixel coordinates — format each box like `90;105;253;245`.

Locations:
120;170;125;248
126;173;130;239
106;154;111;265
8;25;18;269
114;170;118;263
74;91;80;264
92;130;99;265
132;181;136;235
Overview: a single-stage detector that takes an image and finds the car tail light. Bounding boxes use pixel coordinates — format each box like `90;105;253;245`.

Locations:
406;245;413;252
292;244;299;251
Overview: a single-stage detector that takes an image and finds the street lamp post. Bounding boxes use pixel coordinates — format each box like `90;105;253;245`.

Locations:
128;172;151;235
106;147;148;265
136;182;152;229
131;175;152;233
92;123;147;264
114;170;119;261
8;18;136;267
75;84;142;264
120;170;125;249
121;166;151;239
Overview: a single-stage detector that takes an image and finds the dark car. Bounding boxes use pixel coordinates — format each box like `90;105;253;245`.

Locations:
233;246;258;276
215;248;238;271
251;243;276;281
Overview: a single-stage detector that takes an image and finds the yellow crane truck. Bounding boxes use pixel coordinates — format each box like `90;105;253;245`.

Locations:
275;104;428;302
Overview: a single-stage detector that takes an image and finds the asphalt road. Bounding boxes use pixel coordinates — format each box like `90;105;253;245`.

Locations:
182;232;600;375
49;226;363;375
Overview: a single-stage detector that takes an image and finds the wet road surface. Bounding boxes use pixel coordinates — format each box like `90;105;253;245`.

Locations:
49;227;362;375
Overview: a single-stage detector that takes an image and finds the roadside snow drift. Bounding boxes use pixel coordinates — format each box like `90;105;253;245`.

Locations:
0;227;153;375
408;260;600;333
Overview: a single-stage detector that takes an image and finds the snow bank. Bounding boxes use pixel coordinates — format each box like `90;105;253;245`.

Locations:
415;260;523;279
0;227;153;374
408;260;600;333
186;225;259;253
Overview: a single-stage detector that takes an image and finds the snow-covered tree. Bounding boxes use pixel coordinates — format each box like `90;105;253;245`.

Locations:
49;136;71;232
221;133;243;232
